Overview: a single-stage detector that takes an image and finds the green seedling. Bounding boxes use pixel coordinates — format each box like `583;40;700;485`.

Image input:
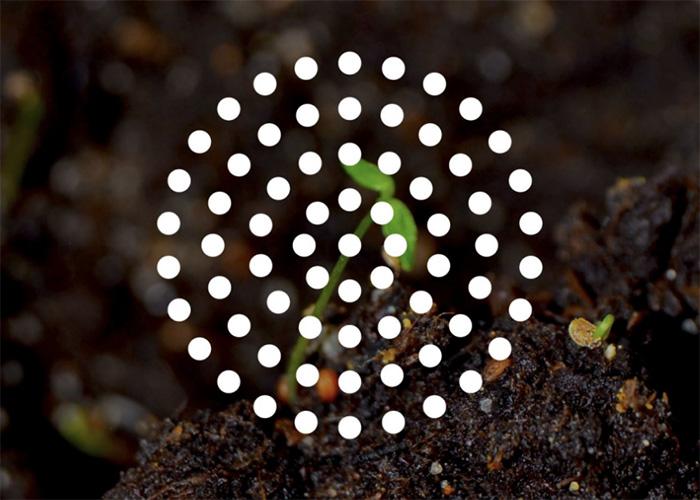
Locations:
285;160;417;402
593;314;615;341
568;313;615;348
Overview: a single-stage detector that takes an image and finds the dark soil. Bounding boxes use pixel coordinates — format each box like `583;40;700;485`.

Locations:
106;170;699;499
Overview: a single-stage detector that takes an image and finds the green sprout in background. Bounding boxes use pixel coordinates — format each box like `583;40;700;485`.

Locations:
285;159;417;402
593;314;615;341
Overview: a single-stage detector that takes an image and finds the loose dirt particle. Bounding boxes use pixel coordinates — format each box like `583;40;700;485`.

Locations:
316;368;339;403
430;461;443;475
604;344;617;362
484;358;512;382
441;480;455;496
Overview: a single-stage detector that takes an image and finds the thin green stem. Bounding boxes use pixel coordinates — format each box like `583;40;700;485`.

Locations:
286;211;373;402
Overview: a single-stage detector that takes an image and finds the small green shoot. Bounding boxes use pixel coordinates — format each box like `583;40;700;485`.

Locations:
593;314;615;341
285;159;417;402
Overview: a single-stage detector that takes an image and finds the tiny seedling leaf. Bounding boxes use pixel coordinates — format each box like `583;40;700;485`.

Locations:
593;314;615;341
343;159;395;197
382;197;418;271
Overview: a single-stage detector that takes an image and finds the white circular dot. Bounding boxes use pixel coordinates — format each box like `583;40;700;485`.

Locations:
253;72;277;96
249;213;273;237
423;395;446;419
509;169;532;193
383;234;407;258
167;169;191;193
508;298;532;322
338;371;361;394
468;276;492;300
208;191;231;215
298;316;322;340
488;130;512;154
266;176;290;201
338;415;362;439
187;130;211;154
382;56;405;80
253;395;276;418
306;201;329;225
449;153;472;177
266;290;291;314
157;255;181;279
382;411;405;434
258;344;281;368
292;233;316;257
427;213;451;237
208;275;231;299
519;212;543;235
258;123;281;147
377;152;401;175
489;337;512;361
380;364;404;387
338;51;362;75
338;188;362;212
409;177;433;200
294;411;318;434
217;97;241;121
519;255;543;279
296;104;320;127
468;191;492;215
338;324;361;348
423;72;446;96
370;201;394;225
188;337;211;361
306;265;330;290
338;97;362;121
459;97;483;121
338;233;362;257
370;266;394;290
449;314;472;338
419;344;442;368
427;254;450;278
474;234;498;257
294;56;318;80
296;364;320;387
217;370;241;394
418;123;442;147
201;233;225;257
380;103;404;127
249;253;273;278
228;153;251;177
167;298;190;322
227;314;251;338
459;370;482;393
157;211;180;235
410;291;433;314
338;142;362;166
338;279;362;303
378;315;401;339
298;151;322;175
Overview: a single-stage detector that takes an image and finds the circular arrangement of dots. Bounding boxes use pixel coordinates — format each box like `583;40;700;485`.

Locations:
156;52;543;437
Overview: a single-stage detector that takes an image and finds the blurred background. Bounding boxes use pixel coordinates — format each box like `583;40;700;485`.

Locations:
1;1;698;498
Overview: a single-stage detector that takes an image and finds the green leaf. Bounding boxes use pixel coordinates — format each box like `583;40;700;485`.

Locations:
593;314;615;341
382;198;418;271
343;159;395;197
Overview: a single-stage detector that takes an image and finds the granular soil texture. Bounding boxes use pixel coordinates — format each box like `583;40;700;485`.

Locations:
107;171;699;500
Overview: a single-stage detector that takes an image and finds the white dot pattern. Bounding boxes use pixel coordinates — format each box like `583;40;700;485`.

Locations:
157;50;544;434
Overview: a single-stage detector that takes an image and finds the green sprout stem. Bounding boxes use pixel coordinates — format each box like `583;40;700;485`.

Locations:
284;159;417;403
593;314;615;341
285;212;373;402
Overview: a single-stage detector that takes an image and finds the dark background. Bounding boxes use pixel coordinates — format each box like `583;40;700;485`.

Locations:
1;1;698;498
